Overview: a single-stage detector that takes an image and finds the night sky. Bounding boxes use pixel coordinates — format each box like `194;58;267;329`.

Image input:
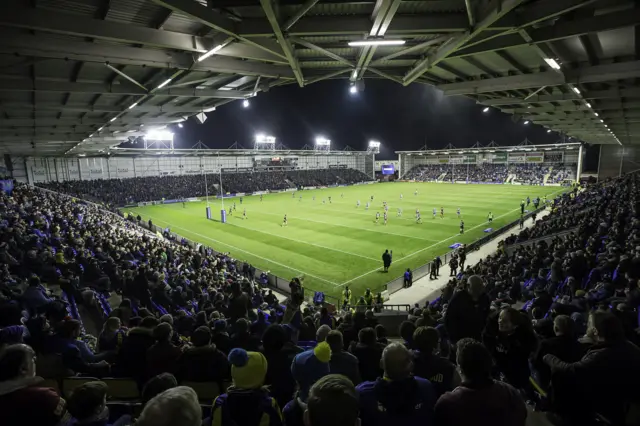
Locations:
176;79;559;160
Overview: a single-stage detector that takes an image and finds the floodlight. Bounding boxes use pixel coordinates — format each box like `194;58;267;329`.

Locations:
198;44;225;62
547;129;551;133
243;99;250;107
109;117;117;122
586;102;592;108
128;102;138;110
146;130;174;141
255;134;276;143
524;120;530;125
369;140;381;148
594;112;599;116
349;85;357;94
482;107;489;113
178;123;183;128
156;78;172;90
572;87;580;95
348;39;406;47
543;57;561;70
98;127;104;131
315;136;331;146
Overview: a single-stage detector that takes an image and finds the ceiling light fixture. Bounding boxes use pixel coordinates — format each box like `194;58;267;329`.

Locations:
348;39;406;47
156;79;172;90
572;87;580;95
543;58;561;70
198;44;225;62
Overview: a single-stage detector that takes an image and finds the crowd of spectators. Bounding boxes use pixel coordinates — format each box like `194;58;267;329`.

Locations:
40;168;372;207
548;166;576;184
1;171;639;426
403;163;513;183
508;164;548;185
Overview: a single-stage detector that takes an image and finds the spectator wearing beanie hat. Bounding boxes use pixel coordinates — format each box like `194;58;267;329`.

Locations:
283;342;331;426
211;348;282;426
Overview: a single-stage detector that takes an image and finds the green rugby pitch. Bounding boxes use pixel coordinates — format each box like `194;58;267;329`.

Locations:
129;182;564;300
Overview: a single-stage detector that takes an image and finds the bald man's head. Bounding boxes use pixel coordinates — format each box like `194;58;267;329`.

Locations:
381;342;412;381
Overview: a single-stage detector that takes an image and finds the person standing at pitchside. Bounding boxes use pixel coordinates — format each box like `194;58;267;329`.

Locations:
382;250;392;272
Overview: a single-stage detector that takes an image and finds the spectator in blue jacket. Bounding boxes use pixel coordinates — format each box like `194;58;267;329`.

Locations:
283;342;332;426
21;276;51;314
356;342;436;426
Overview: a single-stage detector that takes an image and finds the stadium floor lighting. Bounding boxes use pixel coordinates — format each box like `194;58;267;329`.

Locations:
348;39;406;46
482;107;489;113
243;99;250;108
156;78;172;90
543;57;561;70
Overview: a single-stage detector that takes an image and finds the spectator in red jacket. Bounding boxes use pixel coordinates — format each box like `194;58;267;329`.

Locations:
0;344;70;426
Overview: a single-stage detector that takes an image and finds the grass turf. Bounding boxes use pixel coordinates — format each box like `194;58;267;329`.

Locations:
128;182;564;301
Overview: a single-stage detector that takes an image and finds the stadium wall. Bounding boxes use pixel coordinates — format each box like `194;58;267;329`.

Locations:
15;154;367;184
598;145;640;180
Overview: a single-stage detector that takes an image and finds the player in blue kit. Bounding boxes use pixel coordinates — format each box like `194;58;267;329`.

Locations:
356;200;361;208
365;202;370;210
457;207;461;218
433;208;437;219
375;212;380;223
416;210;422;224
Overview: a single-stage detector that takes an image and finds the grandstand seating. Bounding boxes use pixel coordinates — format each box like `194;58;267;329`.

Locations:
403;163;575;185
40;168;372;207
1;172;639;426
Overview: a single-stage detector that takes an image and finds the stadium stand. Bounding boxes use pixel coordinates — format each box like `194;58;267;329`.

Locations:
1;173;640;426
40;168;372;207
402;163;575;186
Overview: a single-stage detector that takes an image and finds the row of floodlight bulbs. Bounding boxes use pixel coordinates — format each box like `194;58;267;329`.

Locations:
256;133;381;148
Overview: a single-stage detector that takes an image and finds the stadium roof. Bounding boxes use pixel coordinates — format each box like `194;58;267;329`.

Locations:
396;141;583;154
0;0;638;156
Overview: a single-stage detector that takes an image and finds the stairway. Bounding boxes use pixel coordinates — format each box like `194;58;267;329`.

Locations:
543;167;553;184
505;174;516;183
437;172;448;181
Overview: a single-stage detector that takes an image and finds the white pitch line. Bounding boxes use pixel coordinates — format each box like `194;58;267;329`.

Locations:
134;213;341;286
336;192;563;288
242;208;443;242
157;207;381;262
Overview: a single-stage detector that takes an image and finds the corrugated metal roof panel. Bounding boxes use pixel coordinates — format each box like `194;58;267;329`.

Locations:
106;0;166;26
162;12;209;34
37;0;103;17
